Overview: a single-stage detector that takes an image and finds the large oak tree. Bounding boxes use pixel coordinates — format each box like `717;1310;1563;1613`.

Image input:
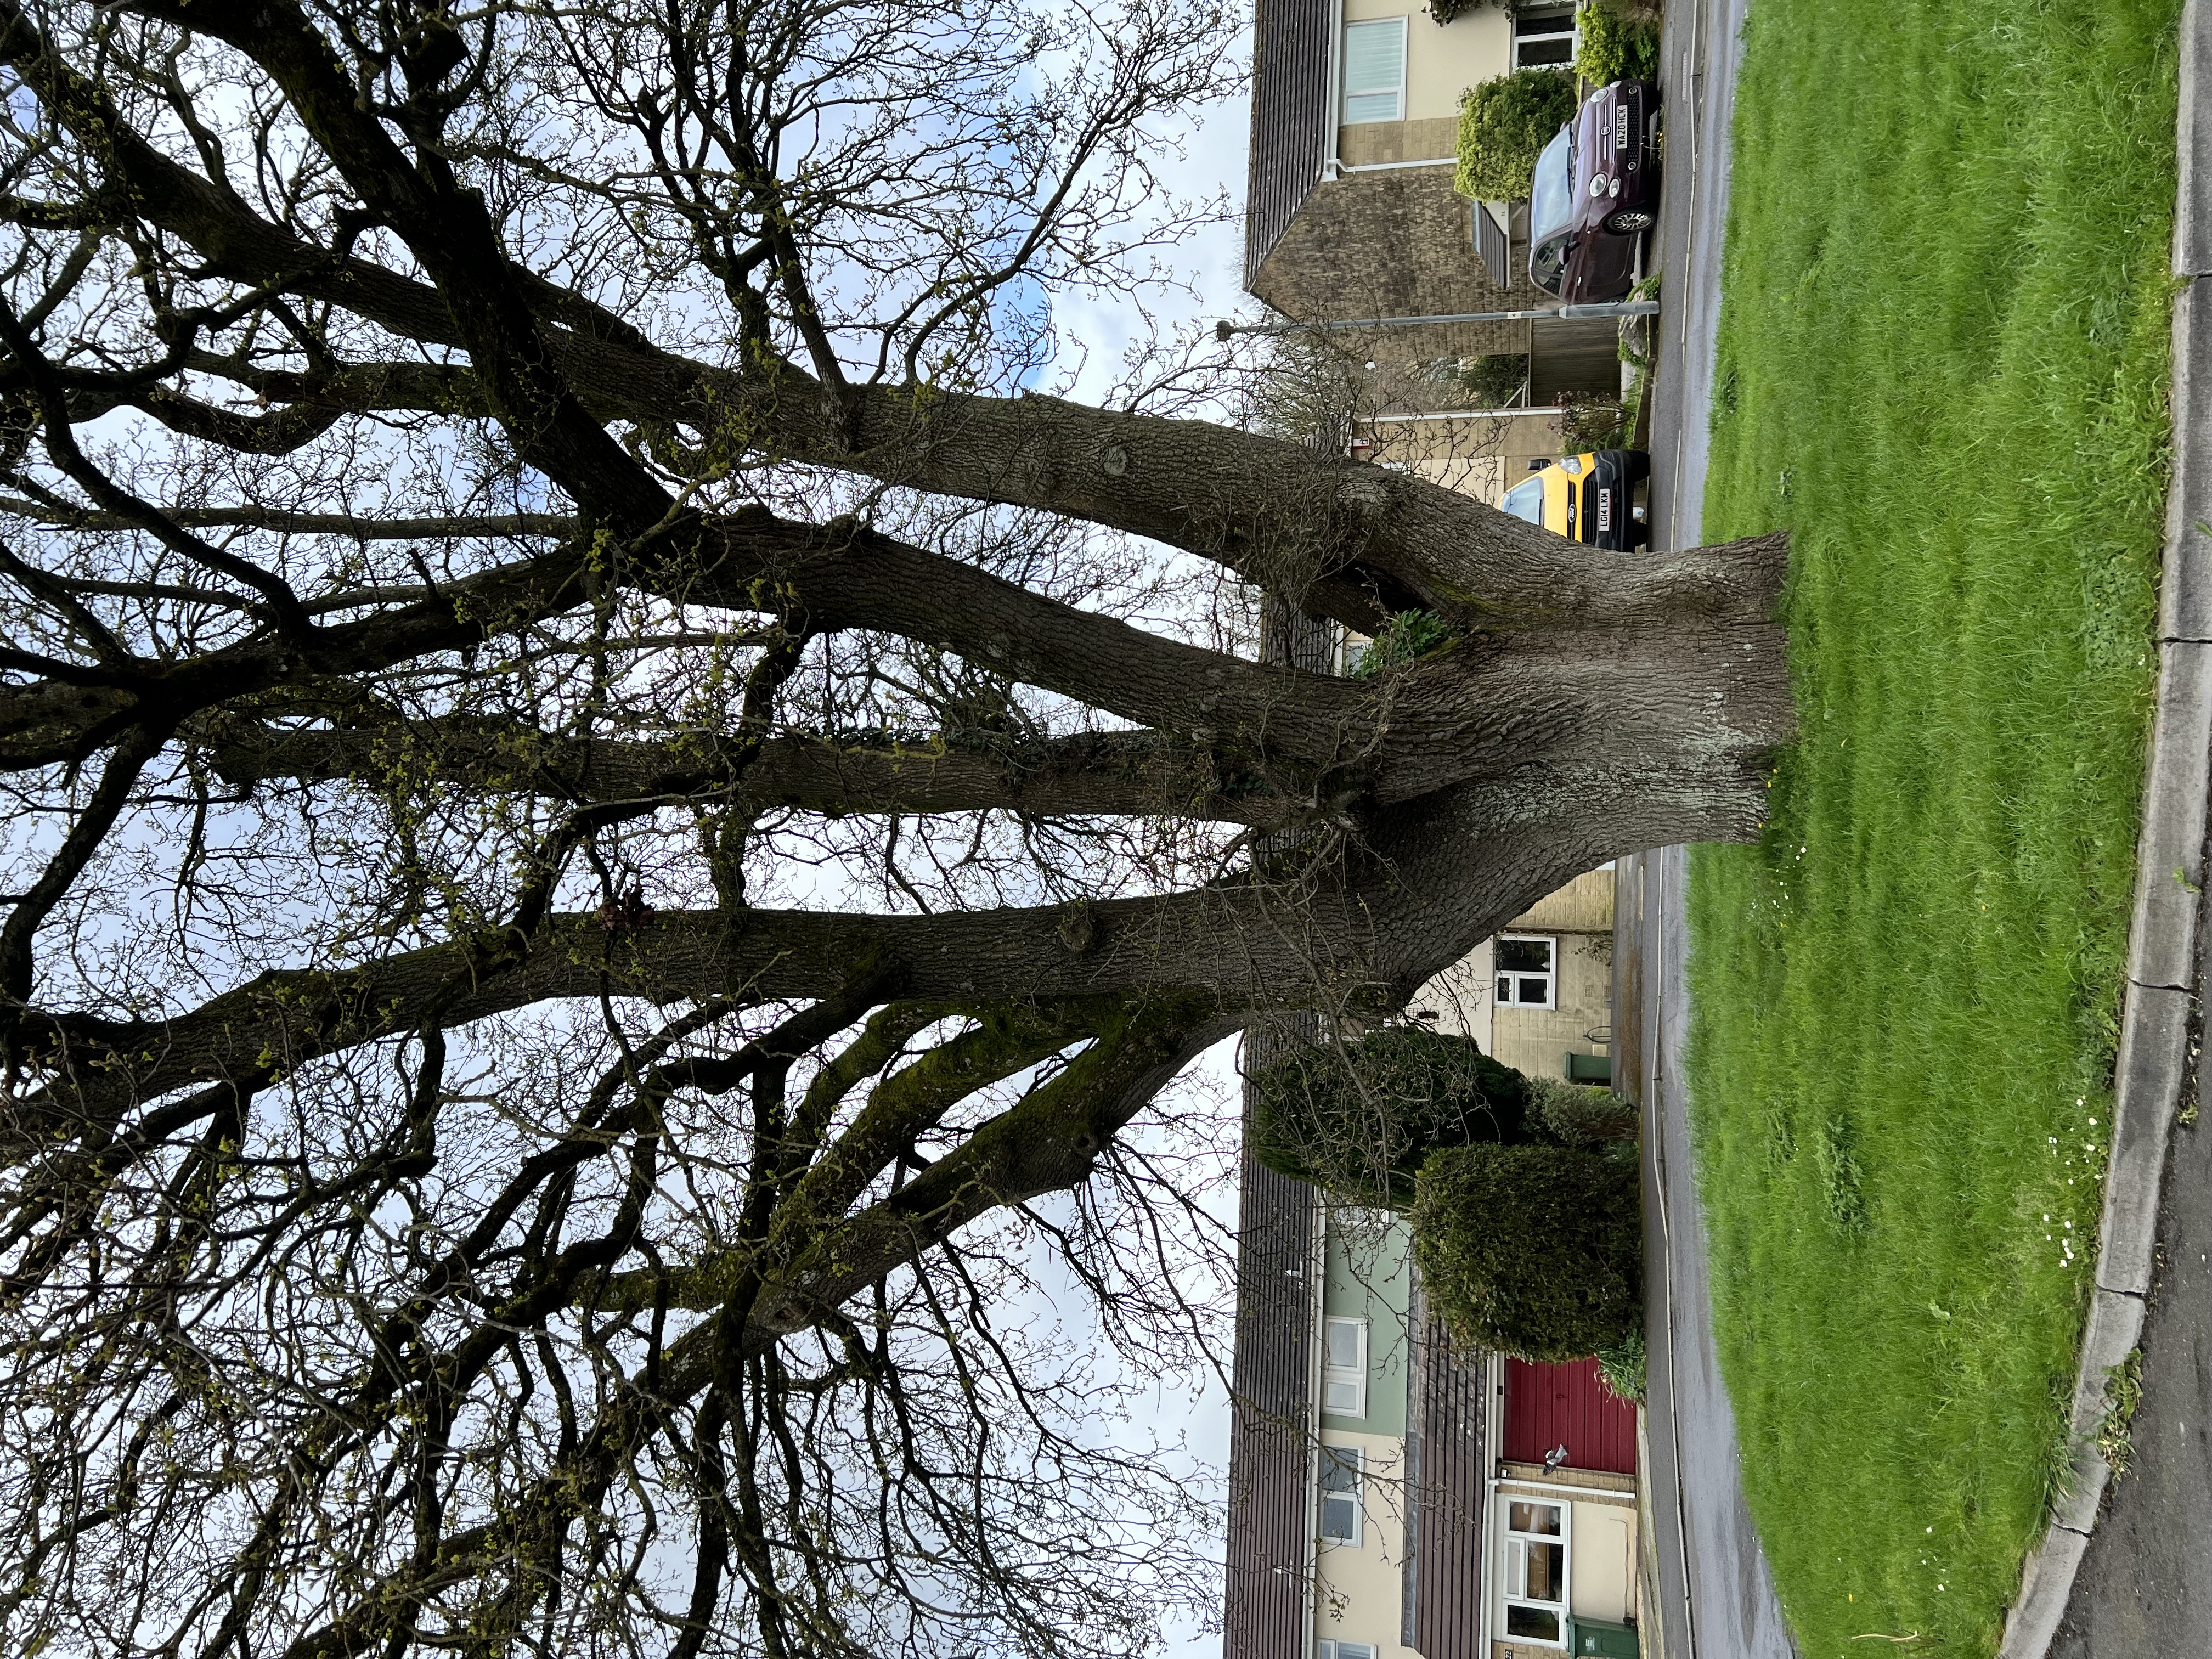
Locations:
0;0;1787;1649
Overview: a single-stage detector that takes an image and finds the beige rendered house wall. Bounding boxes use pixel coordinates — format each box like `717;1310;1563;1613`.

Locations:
1511;866;1616;933
1488;867;1615;1082
1487;1465;1640;1658
1334;0;1510;163
1313;1427;1420;1659
1385;410;1576;504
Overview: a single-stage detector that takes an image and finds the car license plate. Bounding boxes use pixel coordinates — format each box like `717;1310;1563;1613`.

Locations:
1615;106;1630;150
1598;491;1613;532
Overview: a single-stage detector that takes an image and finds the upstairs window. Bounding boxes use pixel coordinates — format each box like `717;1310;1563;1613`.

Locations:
1496;934;1558;1009
1512;7;1577;68
1322;1316;1369;1417
1320;1446;1365;1544
1318;1644;1380;1659
1342;18;1408;123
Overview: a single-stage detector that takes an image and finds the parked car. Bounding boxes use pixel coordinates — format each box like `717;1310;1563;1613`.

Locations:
1527;78;1660;303
1499;449;1651;550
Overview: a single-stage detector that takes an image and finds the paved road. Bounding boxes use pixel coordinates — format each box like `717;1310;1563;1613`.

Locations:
1623;0;1797;1655
2049;1075;2212;1655
1644;0;1742;555
1623;850;1796;1659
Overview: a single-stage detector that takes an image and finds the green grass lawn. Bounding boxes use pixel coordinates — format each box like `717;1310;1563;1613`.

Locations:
1685;2;2183;1653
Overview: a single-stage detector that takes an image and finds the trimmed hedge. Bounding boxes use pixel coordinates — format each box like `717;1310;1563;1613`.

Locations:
1252;1028;1644;1361
1412;1141;1642;1362
1249;1026;1537;1209
1454;67;1576;202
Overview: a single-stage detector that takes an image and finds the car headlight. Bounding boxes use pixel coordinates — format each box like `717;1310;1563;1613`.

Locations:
1559;456;1583;475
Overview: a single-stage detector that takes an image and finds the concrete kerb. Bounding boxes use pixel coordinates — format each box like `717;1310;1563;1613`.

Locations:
2124;641;2212;990
2179;0;2212;278
1999;4;2212;1650
2005;1525;2091;1659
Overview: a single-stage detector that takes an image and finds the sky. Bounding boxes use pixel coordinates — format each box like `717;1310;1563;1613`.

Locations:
1052;70;1257;408
0;19;1268;1651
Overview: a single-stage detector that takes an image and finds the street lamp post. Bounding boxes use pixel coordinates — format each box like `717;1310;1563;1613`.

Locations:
1214;300;1660;340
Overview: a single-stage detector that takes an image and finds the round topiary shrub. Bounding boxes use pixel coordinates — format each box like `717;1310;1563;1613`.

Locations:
1249;1026;1538;1209
1412;1141;1642;1361
1454;67;1576;202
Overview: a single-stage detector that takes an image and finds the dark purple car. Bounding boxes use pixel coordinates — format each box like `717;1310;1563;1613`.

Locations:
1527;79;1660;303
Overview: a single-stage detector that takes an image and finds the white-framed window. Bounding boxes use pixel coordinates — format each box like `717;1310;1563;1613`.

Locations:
1341;18;1407;124
1318;1644;1380;1659
1500;1498;1571;1647
1319;1446;1364;1545
1511;6;1577;69
1322;1316;1369;1417
1495;934;1557;1009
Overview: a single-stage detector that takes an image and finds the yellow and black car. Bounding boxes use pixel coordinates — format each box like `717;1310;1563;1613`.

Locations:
1499;449;1651;550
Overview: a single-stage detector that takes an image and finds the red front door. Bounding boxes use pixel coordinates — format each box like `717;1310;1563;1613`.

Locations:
1501;1358;1638;1475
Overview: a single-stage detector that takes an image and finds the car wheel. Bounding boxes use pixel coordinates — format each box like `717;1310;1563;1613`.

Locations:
1604;208;1655;235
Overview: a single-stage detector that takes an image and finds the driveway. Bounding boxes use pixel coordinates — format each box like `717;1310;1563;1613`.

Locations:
1620;0;1798;1654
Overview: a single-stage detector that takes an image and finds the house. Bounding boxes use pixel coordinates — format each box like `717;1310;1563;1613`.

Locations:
1418;868;1617;1087
1223;873;1647;1659
1244;0;1622;427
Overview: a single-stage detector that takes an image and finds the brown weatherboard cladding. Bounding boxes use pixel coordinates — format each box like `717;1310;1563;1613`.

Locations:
1411;1313;1490;1659
1223;1150;1318;1659
1245;0;1332;285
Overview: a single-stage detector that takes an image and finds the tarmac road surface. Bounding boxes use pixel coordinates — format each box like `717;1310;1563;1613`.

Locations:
1623;0;1797;1651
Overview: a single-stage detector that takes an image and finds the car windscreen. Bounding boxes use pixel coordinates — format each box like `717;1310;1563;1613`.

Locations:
1500;476;1545;524
1528;127;1575;243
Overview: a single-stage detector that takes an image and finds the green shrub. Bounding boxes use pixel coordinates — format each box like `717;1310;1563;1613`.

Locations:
1575;1;1660;86
1596;1329;1647;1402
1250;1026;1538;1208
1412;1141;1642;1361
1454;69;1576;201
1348;610;1454;678
1530;1076;1638;1145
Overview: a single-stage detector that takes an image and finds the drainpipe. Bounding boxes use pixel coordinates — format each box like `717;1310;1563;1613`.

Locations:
1335;156;1459;173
